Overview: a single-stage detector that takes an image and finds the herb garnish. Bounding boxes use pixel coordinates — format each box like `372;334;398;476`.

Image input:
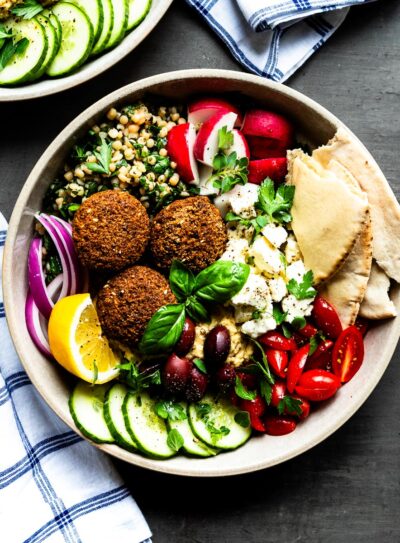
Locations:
117;359;161;391
225;211;269;243
85;137;112;175
277;396;303;416
256;179;295;224
234;411;250;428
272;306;287;325
167;429;184;452
154;401;187;421
0;24;12;40
138;304;186;355
287;270;317;300
234;375;257;401
0;37;29;71
195;402;230;443
218;125;234;150
193;358;207;374
11;0;43;19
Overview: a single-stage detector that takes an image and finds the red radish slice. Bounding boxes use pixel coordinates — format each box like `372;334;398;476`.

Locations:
198;164;217;195
188;98;243;127
194;111;237;166
248;158;288;184
229;130;250;159
242;110;294;159
166;123;199;184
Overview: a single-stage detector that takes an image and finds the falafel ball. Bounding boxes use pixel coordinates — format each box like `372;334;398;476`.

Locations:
150;196;227;272
72;190;150;272
96;265;176;346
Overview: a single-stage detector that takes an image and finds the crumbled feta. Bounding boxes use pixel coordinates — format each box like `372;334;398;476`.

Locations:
220;238;248;264
285;234;301;263
286;260;307;282
230;184;259;219
269;276;287;302
249;236;284;276
281;294;313;322
261;223;288;248
231;271;271;310
241;312;277;338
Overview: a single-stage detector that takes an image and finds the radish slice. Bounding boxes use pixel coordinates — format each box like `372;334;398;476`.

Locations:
248;158;288;184
229;130;250;159
166;123;199;184
194;111;237;166
242;110;294;160
188;98;243;127
198;164;217;196
28;237;53;320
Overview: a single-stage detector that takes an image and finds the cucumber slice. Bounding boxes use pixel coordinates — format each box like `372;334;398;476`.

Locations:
127;0;151;30
42;9;62;44
47;2;94;77
0;38;4;49
32;15;59;79
104;383;138;450
69;381;115;443
188;395;252;450
0;19;47;85
167;402;219;457
91;0;113;55
123;391;176;459
104;0;128;50
68;0;104;43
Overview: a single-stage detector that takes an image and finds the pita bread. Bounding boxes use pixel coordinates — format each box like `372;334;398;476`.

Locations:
286;149;369;284
359;261;397;319
319;210;373;327
313;127;400;282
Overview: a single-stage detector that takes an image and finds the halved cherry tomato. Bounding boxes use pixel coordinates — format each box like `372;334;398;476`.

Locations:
305;340;334;371
312;296;343;339
259;331;297;351
236;371;257;389
332;326;364;383
283;395;311;421
297;323;318;338
295;369;341;401
250;413;267;433
264;415;297;436
286;344;310;393
354;318;369;337
265;348;288;378
270;381;287;407
240;395;266;417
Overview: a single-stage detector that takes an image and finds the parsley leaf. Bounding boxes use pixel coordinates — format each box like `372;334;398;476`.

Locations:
0;37;29;71
256;178;295;224
11;0;43;19
167;429;184;452
309;334;319;356
251;339;275;385
272;306;287;325
117;359;161;392
154;401;187;421
282;323;293;338
234;375;257;400
277;396;303;416
195;402;230;442
260;380;272;405
193;358;207;374
234;411;250;428
85;137;112;175
210;151;249;194
218;126;234;150
287;270;317;300
195;402;211;418
0;24;12;40
225;211;268;244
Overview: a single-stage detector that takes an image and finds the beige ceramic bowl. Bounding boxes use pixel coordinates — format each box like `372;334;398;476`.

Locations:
0;0;173;101
3;70;400;476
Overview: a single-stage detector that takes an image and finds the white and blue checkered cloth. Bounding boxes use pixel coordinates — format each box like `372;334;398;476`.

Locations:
186;0;377;81
0;213;152;543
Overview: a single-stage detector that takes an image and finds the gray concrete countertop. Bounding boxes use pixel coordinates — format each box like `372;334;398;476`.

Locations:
1;1;399;541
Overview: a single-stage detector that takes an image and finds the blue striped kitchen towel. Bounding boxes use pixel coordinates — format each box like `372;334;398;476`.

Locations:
186;0;377;82
0;212;152;543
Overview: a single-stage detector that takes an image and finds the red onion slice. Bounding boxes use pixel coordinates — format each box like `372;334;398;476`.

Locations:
28;237;53;320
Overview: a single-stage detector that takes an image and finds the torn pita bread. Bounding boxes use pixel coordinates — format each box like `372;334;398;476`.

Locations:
319;210;373;327
313;127;400;282
359;261;397;319
286;149;369;284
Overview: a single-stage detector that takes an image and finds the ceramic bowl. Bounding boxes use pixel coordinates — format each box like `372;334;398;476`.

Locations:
3;69;400;476
0;0;173;101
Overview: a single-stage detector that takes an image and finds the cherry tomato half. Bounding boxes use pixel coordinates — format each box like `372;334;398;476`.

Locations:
283;395;311;421
305;340;334;371
332;326;364;383
259;331;297;351
297;323;318;338
250;413;267;433
264;415;297;436
295;369;341;401
265;348;288;378
286;344;310;394
312;296;343;339
270;381;287;407
240;395;266;417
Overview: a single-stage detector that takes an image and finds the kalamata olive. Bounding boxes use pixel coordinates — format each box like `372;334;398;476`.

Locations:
215;363;236;393
175;317;196;356
162;354;192;394
185;367;208;402
204;325;231;367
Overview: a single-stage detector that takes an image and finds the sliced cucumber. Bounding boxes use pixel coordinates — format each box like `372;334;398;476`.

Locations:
104;383;138;451
167;402;219;458
0;19;47;85
123;391;176;459
104;0;128;50
91;0;113;55
68;0;104;43
42;9;62;44
0;38;4;49
47;2;94;77
189;395;252;450
127;0;151;30
32;15;59;79
69;381;115;443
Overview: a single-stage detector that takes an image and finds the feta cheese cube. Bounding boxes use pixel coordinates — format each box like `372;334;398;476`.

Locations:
249;236;284;276
261;223;288;248
281;294;313;322
269;276;287;302
285;235;301;263
220;238;248;264
230;184;259;219
241;312;277;338
231;271;271;310
286;260;307;283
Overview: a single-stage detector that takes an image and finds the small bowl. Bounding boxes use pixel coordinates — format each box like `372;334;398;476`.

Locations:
0;0;173;101
3;69;400;476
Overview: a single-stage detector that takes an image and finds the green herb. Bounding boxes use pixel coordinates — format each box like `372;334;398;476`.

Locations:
11;0;43;19
117;359;161;391
167;429;184;452
282;323;293;338
185;297;210;323
154;401;187;421
234;411;250;428
92;361;98;385
234;376;257;401
291;316;307;330
277;396;303;416
251;310;262;321
193;358;207;374
256;179;295;224
0;37;29;71
0;24;12;40
260;380;272;405
72;144;87;161
46;255;62;284
138;303;186;355
251;339;274;385
225;211;268;243
218;126;234;150
309;335;319;356
210;151;249;194
193;260;250;304
195;402;230;442
272;306;287;325
195;402;211;418
85;137;112;175
169;260;195;302
287;270;317;300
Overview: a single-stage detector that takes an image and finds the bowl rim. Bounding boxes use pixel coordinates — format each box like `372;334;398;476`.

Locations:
0;0;174;102
3;69;400;477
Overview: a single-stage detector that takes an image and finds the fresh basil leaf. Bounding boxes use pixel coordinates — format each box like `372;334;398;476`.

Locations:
11;0;43;18
287;270;317;300
0;37;29;71
154;401;187;421
234;376;257;400
167;429;184;452
193;260;250;303
234;411;250;428
138;304;186;355
218;126;234;150
278;396;303;416
193;358;207;374
0;24;12;39
169;260;195;302
186;297;210;323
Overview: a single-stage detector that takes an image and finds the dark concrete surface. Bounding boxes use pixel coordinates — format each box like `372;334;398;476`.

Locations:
1;0;400;541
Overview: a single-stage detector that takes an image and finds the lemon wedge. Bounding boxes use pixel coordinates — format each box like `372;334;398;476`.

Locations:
48;293;120;384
